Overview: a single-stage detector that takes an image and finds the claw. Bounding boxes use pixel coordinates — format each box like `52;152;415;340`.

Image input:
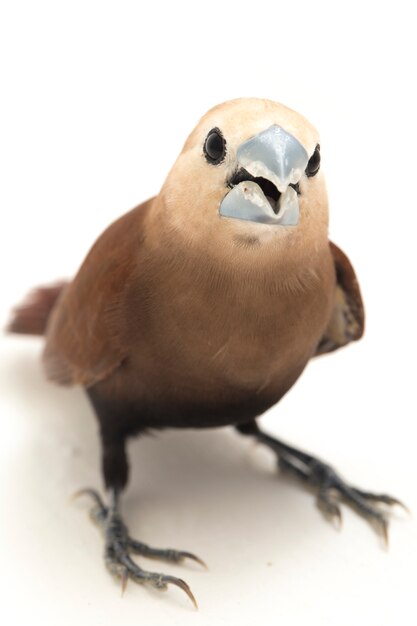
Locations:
376;517;389;549
352;489;411;519
120;569;128;597
386;498;410;516
317;491;343;530
179;551;208;570
390;499;411;518
161;575;198;609
71;488;105;509
331;507;343;531
127;540;207;569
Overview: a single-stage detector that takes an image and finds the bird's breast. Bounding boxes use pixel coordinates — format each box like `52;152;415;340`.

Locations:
123;250;335;411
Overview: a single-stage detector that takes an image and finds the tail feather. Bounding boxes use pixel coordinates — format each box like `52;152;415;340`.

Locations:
7;281;68;336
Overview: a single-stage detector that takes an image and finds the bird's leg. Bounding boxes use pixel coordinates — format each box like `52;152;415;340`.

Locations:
236;420;407;545
74;434;204;607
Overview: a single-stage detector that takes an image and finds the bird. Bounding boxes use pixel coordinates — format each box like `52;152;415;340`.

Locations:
8;97;403;608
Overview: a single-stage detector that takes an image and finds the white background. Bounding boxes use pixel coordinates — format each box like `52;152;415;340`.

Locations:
1;1;416;624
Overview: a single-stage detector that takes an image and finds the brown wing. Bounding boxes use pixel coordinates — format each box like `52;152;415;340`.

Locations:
43;200;152;386
314;241;365;356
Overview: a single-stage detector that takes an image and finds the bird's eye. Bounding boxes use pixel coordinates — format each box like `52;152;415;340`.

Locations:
305;145;321;177
203;128;226;165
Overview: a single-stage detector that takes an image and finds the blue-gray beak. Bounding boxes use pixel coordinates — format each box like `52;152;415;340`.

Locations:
219;125;309;226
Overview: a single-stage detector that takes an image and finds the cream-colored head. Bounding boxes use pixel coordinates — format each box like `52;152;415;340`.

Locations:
151;98;329;270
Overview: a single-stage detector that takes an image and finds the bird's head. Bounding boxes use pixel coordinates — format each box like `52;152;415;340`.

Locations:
154;98;328;266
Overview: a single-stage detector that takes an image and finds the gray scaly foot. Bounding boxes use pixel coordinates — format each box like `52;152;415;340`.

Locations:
74;488;206;607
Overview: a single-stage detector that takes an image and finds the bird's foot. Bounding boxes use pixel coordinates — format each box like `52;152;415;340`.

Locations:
73;488;205;607
276;450;407;545
236;422;408;546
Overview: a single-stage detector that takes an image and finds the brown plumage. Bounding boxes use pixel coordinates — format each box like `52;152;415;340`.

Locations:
8;281;67;336
10;98;398;609
42;203;359;433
